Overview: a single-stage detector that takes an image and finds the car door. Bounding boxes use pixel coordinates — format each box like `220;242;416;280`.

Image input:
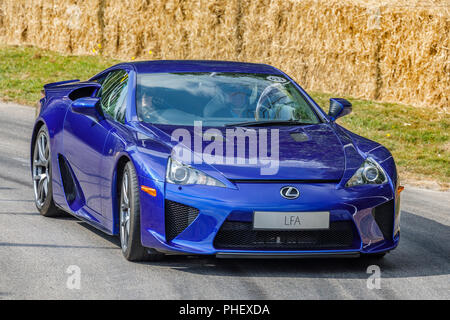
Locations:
63;69;129;217
96;70;133;225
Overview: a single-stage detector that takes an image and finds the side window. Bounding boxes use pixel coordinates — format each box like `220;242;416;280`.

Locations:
99;70;129;123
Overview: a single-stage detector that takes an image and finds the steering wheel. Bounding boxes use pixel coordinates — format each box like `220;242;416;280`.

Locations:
255;103;272;120
255;83;281;120
255;83;292;121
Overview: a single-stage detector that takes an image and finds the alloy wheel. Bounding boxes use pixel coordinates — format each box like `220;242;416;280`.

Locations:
120;171;131;251
33;131;50;209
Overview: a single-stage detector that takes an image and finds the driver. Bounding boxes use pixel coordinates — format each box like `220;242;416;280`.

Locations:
204;84;250;118
139;91;154;121
228;90;247;117
140;91;165;122
141;91;152;109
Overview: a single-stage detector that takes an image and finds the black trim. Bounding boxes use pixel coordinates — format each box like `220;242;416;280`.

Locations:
216;252;360;259
165;200;200;242
213;220;357;251
58;155;77;204
372;200;395;242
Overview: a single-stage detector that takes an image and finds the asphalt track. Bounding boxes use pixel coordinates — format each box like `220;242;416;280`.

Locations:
0;102;449;299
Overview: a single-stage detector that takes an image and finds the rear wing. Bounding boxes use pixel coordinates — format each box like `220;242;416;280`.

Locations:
43;79;80;89
42;80;100;100
38;79;100;118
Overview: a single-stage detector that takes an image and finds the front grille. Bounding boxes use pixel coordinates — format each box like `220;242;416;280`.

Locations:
214;220;357;250
372;200;394;242
165;200;199;242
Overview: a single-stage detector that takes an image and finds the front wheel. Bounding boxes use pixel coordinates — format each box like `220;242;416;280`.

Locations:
119;161;164;262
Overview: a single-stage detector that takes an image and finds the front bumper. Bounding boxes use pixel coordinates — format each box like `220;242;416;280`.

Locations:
139;178;400;256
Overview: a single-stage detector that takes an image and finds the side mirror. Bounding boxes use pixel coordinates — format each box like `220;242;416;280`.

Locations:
71;97;101;117
328;98;352;121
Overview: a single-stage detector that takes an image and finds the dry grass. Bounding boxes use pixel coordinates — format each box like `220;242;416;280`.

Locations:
0;0;448;110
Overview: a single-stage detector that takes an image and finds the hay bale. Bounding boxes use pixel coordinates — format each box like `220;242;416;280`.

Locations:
0;0;448;109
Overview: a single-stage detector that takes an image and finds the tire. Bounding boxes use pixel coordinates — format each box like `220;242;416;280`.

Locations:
119;161;164;262
32;125;61;217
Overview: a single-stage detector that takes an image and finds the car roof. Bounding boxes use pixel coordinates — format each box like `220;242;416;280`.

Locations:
125;60;283;75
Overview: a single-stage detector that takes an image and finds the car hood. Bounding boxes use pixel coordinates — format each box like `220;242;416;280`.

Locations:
140;123;348;181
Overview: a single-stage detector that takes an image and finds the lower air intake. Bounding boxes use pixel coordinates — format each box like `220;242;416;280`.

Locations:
214;220;357;250
372;200;395;242
165;200;199;242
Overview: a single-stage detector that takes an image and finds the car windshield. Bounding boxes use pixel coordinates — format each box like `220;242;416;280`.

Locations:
136;72;320;126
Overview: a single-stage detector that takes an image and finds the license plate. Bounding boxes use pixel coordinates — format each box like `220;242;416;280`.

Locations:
253;211;330;230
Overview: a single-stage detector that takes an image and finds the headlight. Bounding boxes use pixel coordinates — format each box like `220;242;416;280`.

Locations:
166;157;226;187
345;157;387;187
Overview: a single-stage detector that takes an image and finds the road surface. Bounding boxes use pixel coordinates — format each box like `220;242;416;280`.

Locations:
0;102;449;299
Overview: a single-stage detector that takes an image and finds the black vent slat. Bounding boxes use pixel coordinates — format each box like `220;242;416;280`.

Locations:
214;220;356;250
372;200;395;242
165;200;199;242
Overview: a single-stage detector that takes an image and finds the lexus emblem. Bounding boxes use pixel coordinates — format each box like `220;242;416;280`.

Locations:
280;186;300;200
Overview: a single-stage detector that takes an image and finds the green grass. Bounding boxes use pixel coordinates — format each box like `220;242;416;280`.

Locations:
0;45;448;187
0;45;119;105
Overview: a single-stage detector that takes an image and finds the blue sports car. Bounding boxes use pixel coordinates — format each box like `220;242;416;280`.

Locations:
31;61;402;261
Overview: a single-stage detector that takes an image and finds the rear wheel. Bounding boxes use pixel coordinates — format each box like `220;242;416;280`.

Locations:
119;161;164;262
32;126;61;217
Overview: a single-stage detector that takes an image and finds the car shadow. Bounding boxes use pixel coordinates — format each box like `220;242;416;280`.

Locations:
68;208;450;280
138;210;450;279
76;221;121;247
39;210;120;247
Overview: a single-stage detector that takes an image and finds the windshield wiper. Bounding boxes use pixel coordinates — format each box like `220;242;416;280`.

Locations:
225;120;313;127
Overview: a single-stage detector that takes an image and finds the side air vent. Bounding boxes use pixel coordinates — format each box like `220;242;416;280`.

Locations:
58;155;77;204
58;155;84;210
372;200;395;242
165;200;199;242
67;83;101;100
